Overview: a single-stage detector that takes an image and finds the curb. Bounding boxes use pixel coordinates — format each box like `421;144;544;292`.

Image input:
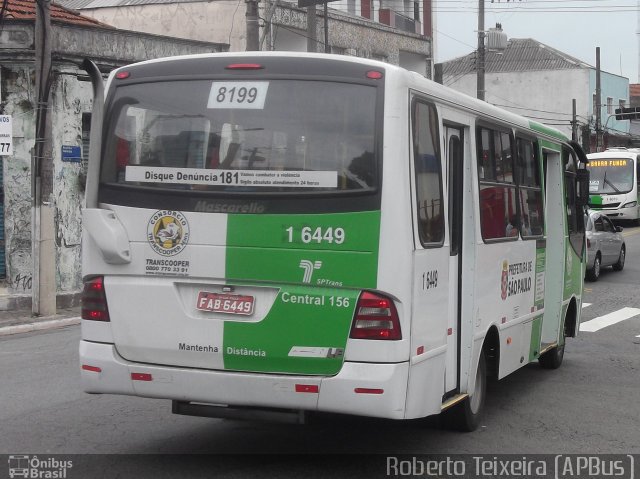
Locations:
0;317;81;337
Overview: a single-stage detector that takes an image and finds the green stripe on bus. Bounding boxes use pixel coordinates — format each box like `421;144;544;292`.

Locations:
589;195;603;206
528;121;568;141
225;211;381;287
222;286;359;374
222;211;381;374
529;316;542;362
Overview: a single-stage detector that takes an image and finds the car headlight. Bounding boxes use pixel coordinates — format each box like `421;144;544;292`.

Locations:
622;201;637;208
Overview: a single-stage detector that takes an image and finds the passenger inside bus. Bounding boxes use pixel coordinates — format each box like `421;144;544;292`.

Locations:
506;215;519;237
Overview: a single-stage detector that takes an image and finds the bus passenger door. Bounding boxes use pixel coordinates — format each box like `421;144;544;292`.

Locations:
444;125;465;393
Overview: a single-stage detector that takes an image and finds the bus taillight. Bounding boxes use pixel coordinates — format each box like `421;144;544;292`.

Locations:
81;276;111;322
350;291;401;340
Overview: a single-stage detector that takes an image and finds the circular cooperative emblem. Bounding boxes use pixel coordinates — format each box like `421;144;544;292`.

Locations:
147;210;190;256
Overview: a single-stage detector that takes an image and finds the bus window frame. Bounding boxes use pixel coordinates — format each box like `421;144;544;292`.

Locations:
97;74;386;206
411;96;445;249
514;133;545;240
476;122;519;243
563;146;586;258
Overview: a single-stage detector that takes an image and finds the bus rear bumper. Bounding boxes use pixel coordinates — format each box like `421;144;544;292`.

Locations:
79;340;409;420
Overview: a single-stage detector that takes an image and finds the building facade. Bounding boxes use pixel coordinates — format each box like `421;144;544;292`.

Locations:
57;0;434;77
440;26;631;151
0;1;226;309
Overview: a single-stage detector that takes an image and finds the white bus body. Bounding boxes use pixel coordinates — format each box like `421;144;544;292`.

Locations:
79;53;588;429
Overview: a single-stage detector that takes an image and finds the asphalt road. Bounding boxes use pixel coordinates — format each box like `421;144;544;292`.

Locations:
1;226;639;477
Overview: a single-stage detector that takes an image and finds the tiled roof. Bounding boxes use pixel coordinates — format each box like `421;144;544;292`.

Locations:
442;38;592;76
630;84;640;98
1;0;111;27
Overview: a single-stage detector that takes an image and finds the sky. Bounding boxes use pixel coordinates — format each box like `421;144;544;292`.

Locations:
434;0;639;83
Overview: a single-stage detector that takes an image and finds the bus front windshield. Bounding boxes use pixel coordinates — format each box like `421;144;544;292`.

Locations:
587;158;635;194
101;79;378;193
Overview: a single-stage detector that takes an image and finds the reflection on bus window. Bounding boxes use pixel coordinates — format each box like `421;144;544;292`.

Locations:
516;137;544;238
477;126;517;241
412;100;444;245
564;147;585;255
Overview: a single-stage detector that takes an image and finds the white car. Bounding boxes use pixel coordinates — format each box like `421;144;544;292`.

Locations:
585;210;626;281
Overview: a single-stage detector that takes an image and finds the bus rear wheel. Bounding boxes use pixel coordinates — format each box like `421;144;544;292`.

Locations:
443;351;486;432
539;326;566;370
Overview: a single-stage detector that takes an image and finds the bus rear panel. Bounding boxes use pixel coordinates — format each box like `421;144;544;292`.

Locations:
80;54;413;419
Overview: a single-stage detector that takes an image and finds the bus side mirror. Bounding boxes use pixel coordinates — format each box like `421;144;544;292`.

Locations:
576;168;590;206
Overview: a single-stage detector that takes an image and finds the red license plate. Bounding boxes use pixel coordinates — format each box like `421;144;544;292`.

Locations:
196;291;255;315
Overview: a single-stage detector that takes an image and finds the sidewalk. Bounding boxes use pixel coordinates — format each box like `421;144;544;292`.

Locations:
0;305;81;336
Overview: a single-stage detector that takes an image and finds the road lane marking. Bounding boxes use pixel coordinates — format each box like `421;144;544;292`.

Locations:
582;303;592;308
580;307;640;332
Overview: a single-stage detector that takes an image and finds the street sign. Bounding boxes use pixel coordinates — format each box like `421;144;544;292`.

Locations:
614;107;640;120
0;115;13;156
61;145;82;163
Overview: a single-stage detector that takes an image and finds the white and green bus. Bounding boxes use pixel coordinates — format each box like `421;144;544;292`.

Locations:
587;148;640;225
80;52;589;430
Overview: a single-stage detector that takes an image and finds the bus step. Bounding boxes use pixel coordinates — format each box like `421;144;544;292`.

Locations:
172;400;308;424
440;394;468;411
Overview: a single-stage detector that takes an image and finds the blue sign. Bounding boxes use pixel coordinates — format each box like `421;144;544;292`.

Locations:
61;145;82;163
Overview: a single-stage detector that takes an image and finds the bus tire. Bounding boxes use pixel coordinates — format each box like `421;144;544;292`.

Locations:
443;350;487;432
539;329;565;370
586;254;601;281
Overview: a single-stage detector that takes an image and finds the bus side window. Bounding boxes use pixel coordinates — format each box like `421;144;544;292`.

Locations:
516;137;544;238
563;147;585;255
412;100;444;246
477;126;517;241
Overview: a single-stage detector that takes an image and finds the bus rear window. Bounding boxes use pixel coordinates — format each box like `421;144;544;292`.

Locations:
102;79;378;193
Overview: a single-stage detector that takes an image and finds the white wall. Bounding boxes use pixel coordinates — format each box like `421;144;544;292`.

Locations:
272;26;307;52
443;68;590;139
82;2;246;50
399;50;428;77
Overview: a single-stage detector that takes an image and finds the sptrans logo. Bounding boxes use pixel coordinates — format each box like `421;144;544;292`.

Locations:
8;455;72;478
299;260;322;283
147;210;190;256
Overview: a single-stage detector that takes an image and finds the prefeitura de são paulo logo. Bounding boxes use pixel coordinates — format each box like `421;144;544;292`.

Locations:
147;210;190;256
501;260;509;300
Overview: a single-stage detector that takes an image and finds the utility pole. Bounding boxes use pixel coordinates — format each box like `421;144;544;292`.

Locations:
571;99;578;141
259;0;276;50
245;0;260;51
33;0;56;317
595;47;602;151
323;1;329;53
477;0;485;100
307;4;317;52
